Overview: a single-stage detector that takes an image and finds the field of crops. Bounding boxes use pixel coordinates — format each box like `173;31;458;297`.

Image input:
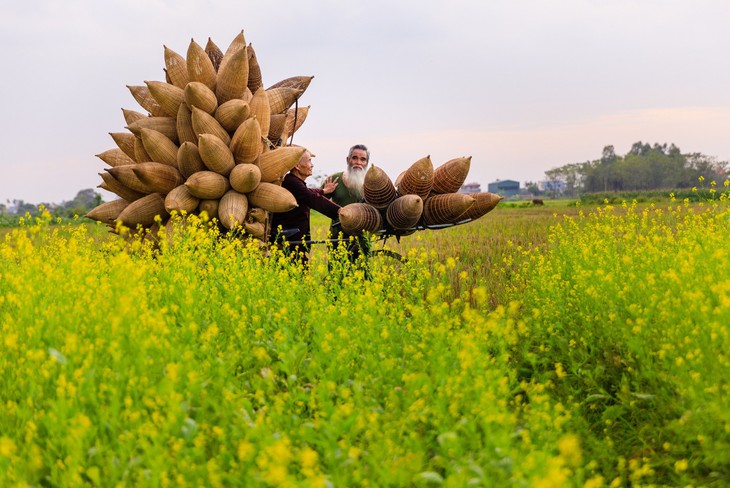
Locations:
1;192;728;487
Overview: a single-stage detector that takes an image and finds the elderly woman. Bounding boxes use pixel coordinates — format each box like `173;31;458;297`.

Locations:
269;149;340;264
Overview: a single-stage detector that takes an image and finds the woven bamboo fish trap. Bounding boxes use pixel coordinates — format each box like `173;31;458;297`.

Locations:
268;75;314;92
422;193;475;226
134;137;152;163
397;156;433;199
198;199;219;220
258;146;306;183
267;114;287;142
164;45;189;88
205;38;224;72
185;171;230;199
454;192;502;221
146;80;185;117
247;207;267;223
140;128;179;167
106;166;151;194
127;117;178;144
126;85;166;117
198;133;235;176
247;182;298;213
432;156;472;194
191;106;230;145
165;185;200;214
283;105;309;138
176;104;196;144
219;31;246;75
247;44;263;93
218;190;249;229
249;87;271;137
216;46;249;104
184;81;218;114
98;172;145;202
230;118;262;165
242;87;253;103
229;164;261;194
110;132;136;160
187;39;217;91
244;221;265;238
116;193;168;227
363;165;397;209
133;162;184;194
339;203;383;235
215;99;250;132
177;142;206;178
386;194;423;230
85;199;130;225
96;148;135;168
122;109;146;126
266;87;303;115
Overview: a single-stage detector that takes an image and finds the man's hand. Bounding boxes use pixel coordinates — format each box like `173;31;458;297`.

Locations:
323;175;339;195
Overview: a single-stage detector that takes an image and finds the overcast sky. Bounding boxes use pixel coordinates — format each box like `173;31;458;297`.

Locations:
2;0;729;204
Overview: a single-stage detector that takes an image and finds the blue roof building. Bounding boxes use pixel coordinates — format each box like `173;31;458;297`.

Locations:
487;179;520;197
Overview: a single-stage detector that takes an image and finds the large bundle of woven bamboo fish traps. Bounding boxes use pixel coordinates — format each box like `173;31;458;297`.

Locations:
87;30;313;243
337;155;503;237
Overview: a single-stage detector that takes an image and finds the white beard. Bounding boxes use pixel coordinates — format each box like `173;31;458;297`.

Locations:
346;166;367;199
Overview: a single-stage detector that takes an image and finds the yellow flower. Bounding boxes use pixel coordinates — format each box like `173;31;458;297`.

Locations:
4;333;18;349
0;436;17;457
268;439;292;465
237;441;254;462
253;347;269;361
674;459;688;472
558;434;582;467
583;475;605;488
166;362;180;383
300;448;318;469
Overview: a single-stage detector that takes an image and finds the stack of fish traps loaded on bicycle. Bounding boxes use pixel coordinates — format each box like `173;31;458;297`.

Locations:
86;29;502;243
87;30;311;242
338;156;502;237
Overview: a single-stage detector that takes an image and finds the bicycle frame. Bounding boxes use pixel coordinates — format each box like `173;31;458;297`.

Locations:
278;218;476;247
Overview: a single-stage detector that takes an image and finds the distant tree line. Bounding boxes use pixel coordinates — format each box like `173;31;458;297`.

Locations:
532;142;728;197
1;189;103;218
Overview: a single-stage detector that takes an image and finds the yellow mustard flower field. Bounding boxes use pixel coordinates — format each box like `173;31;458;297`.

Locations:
1;189;728;487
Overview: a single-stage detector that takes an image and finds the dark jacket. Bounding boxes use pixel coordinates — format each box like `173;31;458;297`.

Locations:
270;172;341;245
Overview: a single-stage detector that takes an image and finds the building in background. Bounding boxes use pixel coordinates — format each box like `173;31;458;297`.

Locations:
459;182;481;194
487;179;520;198
537;180;566;193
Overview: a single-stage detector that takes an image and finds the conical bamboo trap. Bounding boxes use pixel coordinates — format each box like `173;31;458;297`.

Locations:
341;155;502;236
89;30;314;238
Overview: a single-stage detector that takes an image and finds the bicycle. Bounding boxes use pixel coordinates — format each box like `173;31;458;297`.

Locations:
275;218;477;269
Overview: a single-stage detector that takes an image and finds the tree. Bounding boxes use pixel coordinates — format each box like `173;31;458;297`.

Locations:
525;181;540;196
601;145;616;164
548;142;729;194
60;189;104;218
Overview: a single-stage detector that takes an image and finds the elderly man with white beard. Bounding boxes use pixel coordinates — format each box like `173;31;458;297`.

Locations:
322;144;370;206
322;144;373;269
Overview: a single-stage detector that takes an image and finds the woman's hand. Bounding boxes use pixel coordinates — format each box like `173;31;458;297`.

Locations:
323;175;339;195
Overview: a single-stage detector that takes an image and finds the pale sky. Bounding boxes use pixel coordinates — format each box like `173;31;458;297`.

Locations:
2;0;729;204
